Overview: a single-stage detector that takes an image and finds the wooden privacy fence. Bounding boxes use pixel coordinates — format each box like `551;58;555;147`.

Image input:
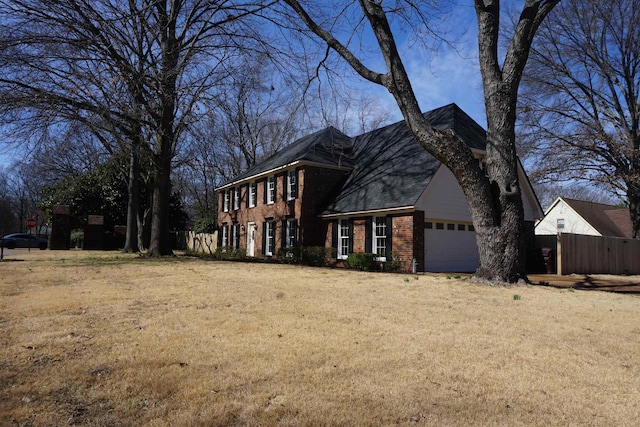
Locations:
543;233;640;275
180;231;218;255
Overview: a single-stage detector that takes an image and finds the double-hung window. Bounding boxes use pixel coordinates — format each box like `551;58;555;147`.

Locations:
285;219;297;248
231;223;240;249
286;170;297;201
222;190;230;212
264;221;275;256
338;219;350;259
221;224;228;249
373;216;387;260
267;176;275;204
248;182;256;208
232;187;240;210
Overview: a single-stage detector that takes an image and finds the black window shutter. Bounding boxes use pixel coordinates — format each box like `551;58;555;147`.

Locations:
293;169;299;198
293;219;298;246
263;180;267;204
332;221;338;249
281;220;286;249
262;222;267;255
348;218;354;254
282;172;288;200
273;176;278;202
365;217;372;253
386;216;393;256
245;184;249;208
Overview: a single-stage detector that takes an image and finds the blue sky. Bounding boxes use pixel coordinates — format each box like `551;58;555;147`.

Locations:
1;2;487;167
335;1;486;130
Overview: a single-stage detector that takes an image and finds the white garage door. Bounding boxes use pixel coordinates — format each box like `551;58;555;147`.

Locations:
424;222;479;272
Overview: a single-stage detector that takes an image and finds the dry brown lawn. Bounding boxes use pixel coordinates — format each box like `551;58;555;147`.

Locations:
1;250;639;426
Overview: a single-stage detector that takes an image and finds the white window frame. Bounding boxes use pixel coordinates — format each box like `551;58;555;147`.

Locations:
373;216;387;261
230;223;239;249
265;221;275;256
223;190;230;212
338;219;350;260
287;170;297;201
248;182;256;208
232;187;240;210
285;219;296;248
557;218;565;230
267;176;275;204
221;224;228;249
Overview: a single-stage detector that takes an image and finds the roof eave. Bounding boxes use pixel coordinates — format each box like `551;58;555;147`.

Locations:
215;160;353;191
319;206;416;218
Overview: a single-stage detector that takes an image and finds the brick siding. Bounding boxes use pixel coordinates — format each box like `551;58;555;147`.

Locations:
217;165;349;257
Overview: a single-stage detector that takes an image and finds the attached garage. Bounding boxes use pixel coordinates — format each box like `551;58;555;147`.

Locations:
424;221;479;272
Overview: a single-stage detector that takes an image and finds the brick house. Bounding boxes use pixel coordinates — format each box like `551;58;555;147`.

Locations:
216;103;543;272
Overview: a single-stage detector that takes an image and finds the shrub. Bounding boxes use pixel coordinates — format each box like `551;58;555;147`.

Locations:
70;230;84;249
277;247;301;264
383;252;403;272
213;246;246;260
301;246;334;267
346;253;377;271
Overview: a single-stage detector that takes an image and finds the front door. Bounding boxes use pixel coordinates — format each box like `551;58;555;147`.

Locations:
247;222;256;257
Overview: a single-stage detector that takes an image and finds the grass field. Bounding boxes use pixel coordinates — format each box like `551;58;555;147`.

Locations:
1;250;639;426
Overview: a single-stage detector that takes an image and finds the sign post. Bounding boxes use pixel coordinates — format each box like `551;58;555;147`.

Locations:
26;218;36;251
26;218;36;229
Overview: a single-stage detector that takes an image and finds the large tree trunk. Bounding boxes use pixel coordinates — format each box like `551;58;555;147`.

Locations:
472;96;527;283
146;0;178;257
122;140;141;253
147;137;174;256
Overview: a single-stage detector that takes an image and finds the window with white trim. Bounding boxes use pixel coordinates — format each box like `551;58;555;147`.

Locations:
265;221;275;256
223;190;230;212
267;176;275;204
557;218;565;230
338;219;350;259
287;170;297;201
232;187;240;210
221;224;228;248
285;219;296;248
231;223;240;249
373;216;387;260
248;182;256;208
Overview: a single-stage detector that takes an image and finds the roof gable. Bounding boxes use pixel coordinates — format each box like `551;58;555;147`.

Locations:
563;198;631;238
220;126;353;186
322;103;486;215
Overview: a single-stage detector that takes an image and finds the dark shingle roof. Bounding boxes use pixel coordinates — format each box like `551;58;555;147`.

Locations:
322;103;486;215
220;126;353;186
563;198;632;238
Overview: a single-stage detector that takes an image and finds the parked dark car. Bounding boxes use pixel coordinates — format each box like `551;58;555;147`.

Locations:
1;233;48;250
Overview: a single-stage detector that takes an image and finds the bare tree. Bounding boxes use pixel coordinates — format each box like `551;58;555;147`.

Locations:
519;0;640;235
0;0;273;256
280;0;559;283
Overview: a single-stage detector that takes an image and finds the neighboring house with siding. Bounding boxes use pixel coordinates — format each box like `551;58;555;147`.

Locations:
535;197;632;238
216;103;543;272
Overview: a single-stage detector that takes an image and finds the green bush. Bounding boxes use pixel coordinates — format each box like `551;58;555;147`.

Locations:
70;230;84;249
214;246;246;260
301;246;334;267
346;252;377;271
193;217;216;234
383;252;403;272
277;247;302;263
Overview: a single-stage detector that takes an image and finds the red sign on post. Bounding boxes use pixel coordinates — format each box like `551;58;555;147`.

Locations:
26;218;37;229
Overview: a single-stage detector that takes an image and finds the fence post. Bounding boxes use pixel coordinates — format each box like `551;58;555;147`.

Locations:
556;232;562;275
